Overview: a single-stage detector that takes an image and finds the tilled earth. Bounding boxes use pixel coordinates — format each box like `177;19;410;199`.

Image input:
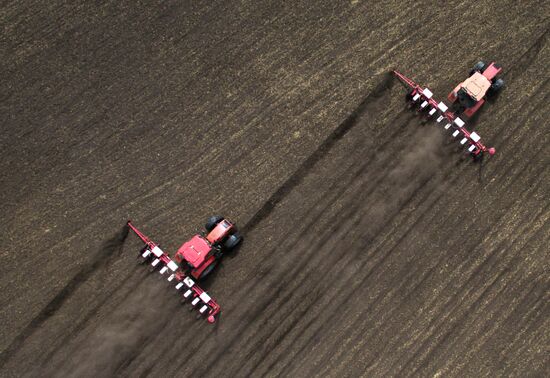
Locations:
0;1;549;377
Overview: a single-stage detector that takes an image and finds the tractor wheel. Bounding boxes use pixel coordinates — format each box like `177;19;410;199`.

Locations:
205;215;224;232
470;61;486;76
199;261;217;280
490;78;504;92
213;248;223;260
224;233;243;250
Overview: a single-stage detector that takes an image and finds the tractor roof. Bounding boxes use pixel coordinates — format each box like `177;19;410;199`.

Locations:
462;72;491;101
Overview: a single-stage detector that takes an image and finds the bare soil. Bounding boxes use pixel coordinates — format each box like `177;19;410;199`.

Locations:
0;1;548;377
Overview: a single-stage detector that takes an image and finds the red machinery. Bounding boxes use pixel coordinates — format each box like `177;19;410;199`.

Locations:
393;65;500;158
127;216;242;323
448;61;504;118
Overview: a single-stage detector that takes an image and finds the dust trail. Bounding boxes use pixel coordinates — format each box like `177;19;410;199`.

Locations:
0;225;129;368
261;128;448;378
39;283;168;378
196;115;447;378
373;125;445;217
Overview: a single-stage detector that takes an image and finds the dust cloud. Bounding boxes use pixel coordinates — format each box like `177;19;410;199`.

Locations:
41;283;166;378
32;226;173;378
368;125;445;222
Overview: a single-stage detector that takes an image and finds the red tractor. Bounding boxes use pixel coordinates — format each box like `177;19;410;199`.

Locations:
448;61;504;117
127;216;242;323
393;61;503;158
173;216;242;280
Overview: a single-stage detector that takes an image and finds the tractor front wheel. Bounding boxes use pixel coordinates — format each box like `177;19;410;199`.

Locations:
224;233;243;250
199;261;218;280
205;215;224;232
470;61;486;76
490;78;504;93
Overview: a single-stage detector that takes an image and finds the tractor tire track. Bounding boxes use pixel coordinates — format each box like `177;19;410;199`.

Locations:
241;72;395;234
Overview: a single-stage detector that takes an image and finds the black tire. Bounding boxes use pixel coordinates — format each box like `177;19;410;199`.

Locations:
213;248;223;260
470;61;486;76
199;261;217;280
490;78;504;92
205;215;224;232
224;233;242;250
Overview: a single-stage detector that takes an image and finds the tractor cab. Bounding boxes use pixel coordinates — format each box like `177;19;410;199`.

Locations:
452;71;492;110
448;61;504;117
175;234;213;268
460;72;491;102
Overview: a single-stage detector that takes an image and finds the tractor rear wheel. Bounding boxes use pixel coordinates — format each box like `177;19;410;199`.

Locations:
205;215;224;232
213;248;223;260
199;261;218;279
490;78;504;92
470;61;486;76
224;232;243;250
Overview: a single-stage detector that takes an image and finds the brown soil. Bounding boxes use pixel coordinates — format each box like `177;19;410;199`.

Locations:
0;1;548;377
